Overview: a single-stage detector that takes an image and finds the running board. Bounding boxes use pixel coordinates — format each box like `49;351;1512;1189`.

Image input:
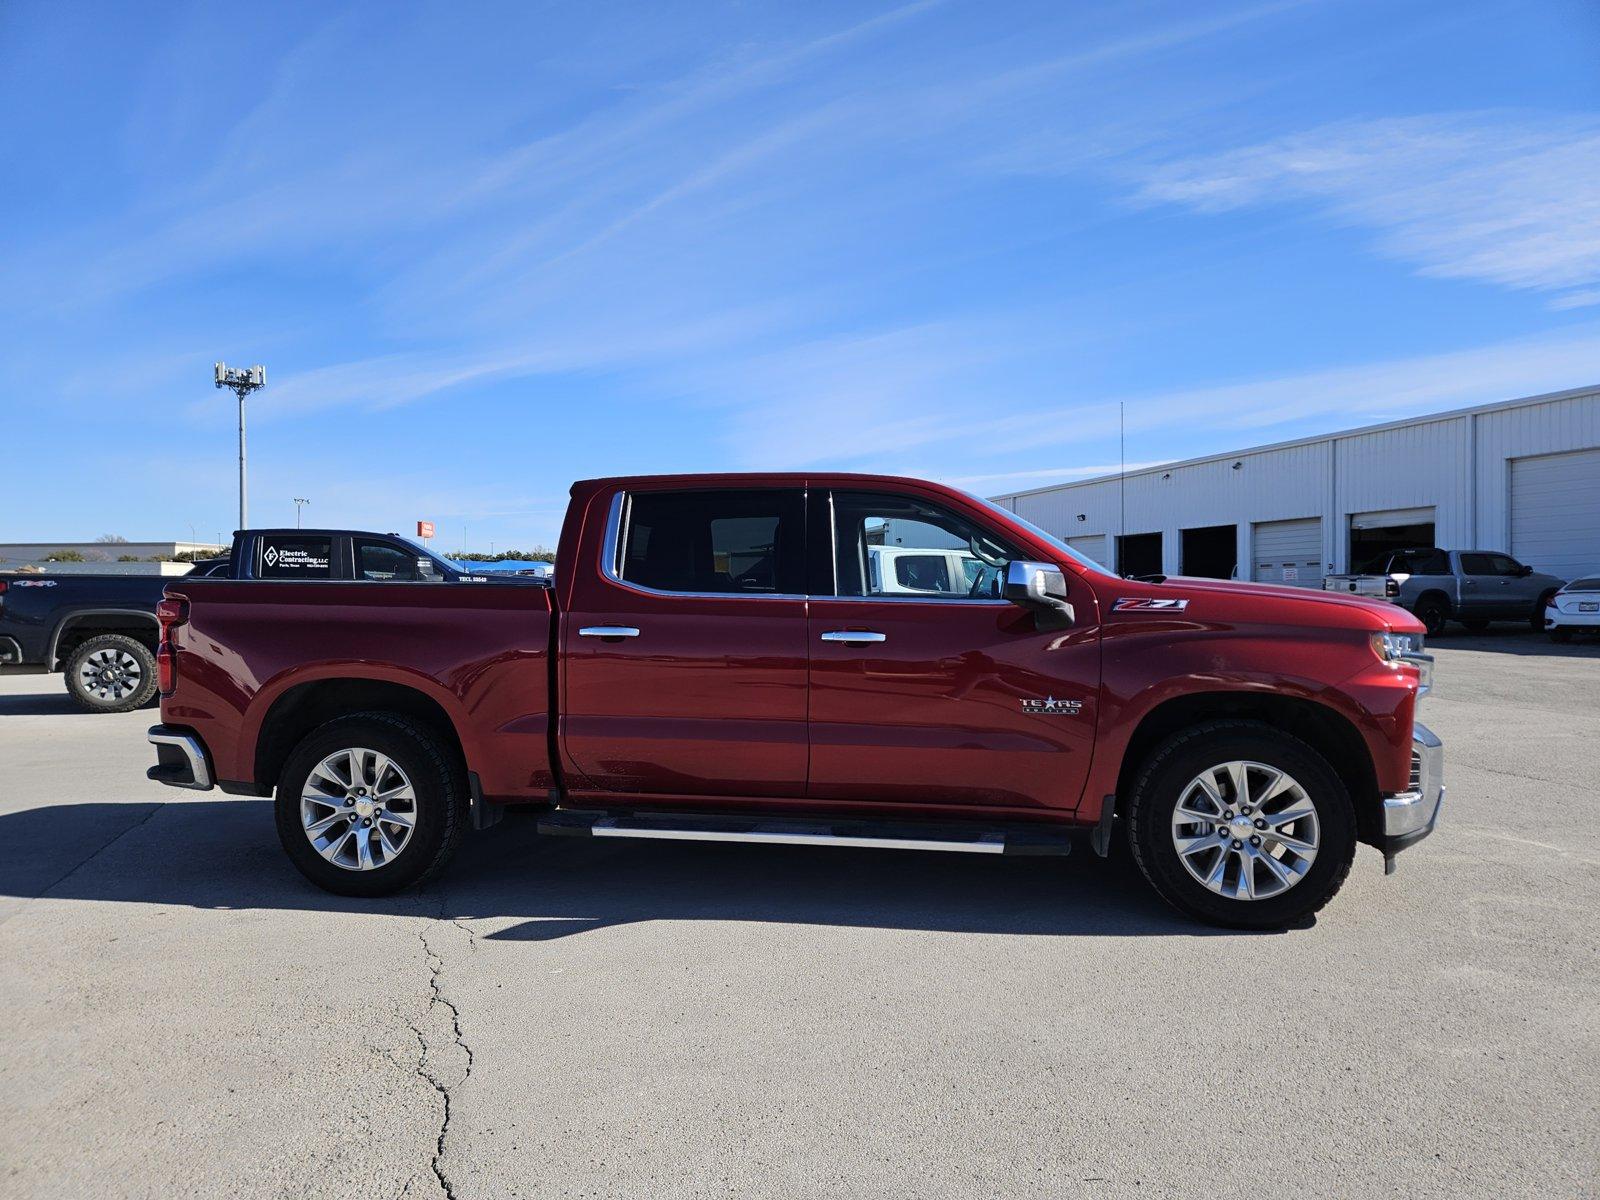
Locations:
537;810;1073;857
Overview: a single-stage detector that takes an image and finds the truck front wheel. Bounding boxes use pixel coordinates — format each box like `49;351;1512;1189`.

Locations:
65;633;159;713
1126;721;1357;930
275;712;466;897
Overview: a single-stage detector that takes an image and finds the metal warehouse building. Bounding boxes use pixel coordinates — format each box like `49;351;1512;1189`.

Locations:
990;384;1600;586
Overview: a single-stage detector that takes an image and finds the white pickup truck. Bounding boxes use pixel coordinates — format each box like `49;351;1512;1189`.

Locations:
868;545;996;596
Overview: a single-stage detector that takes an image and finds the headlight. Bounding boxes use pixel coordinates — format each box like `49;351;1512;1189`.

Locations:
1372;631;1433;696
1372;631;1425;660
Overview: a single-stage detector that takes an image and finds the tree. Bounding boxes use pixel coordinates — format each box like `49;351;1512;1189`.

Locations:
95;534;130;544
44;550;86;562
117;555;142;562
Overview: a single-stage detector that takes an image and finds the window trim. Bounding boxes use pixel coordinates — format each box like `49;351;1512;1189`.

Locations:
599;489;811;602
597;488;1017;605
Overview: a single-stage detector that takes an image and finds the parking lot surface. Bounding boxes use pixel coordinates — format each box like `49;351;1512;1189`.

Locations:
2;634;1597;1199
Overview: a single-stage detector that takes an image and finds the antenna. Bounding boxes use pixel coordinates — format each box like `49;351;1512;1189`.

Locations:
1119;401;1127;574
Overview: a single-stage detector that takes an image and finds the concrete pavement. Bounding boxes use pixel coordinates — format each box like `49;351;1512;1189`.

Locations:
1;635;1596;1198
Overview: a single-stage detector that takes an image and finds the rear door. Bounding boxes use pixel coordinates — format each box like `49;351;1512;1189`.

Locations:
559;485;810;800
805;488;1099;817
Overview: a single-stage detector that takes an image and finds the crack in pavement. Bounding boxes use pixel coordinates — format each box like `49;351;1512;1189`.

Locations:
409;925;475;1199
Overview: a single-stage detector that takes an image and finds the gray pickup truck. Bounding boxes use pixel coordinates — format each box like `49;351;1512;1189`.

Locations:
1323;548;1565;636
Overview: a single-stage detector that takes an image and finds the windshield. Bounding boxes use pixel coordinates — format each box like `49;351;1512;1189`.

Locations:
1563;576;1600;592
972;496;1116;575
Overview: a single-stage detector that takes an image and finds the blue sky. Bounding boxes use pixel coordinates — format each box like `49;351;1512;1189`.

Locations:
2;0;1597;552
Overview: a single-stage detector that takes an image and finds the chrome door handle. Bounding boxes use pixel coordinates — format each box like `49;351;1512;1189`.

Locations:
579;626;640;639
820;630;886;644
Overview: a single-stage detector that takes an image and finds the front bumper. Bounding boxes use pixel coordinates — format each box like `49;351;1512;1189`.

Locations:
147;725;215;790
1378;721;1443;872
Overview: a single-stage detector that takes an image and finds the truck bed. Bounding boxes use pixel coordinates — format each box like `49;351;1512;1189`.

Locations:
165;578;557;799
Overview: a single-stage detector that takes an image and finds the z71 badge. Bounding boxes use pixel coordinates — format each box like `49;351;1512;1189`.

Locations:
1113;597;1189;612
1021;696;1083;715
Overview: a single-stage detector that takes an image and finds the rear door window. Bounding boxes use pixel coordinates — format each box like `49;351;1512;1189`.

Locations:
891;553;955;593
617;489;805;595
258;535;333;579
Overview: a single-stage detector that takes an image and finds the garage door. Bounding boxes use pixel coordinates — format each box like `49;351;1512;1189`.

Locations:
1511;448;1600;580
1066;534;1108;568
1252;518;1321;587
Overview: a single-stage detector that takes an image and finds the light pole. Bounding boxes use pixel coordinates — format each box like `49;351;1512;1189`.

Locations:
293;498;310;528
214;362;266;529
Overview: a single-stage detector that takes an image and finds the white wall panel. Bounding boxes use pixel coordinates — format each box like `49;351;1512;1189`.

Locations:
993;387;1600;583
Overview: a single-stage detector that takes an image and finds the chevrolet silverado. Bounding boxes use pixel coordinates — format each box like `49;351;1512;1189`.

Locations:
146;473;1443;929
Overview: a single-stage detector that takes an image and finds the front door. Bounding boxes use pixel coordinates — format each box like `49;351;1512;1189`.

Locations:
1458;552;1523;618
806;489;1100;817
560;485;810;800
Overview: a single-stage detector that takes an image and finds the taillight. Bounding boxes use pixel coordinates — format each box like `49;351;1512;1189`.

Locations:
156;597;189;694
1385;577;1400;597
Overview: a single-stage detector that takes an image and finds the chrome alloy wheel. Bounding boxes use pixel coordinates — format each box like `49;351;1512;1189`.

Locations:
78;647;142;702
1169;760;1320;901
301;747;418;872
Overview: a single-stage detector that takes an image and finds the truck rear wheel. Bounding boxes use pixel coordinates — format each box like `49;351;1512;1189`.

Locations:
65;633;158;713
1413;597;1448;637
275;712;465;897
1126;721;1357;930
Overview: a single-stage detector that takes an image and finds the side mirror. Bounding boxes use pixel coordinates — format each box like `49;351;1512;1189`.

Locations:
1003;561;1075;630
1518;564;1533;577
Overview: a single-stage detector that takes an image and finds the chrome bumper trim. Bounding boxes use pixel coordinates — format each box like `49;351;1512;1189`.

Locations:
147;725;214;791
1384;722;1443;839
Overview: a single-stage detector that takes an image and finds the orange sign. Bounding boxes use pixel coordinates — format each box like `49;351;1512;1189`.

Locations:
416;521;435;539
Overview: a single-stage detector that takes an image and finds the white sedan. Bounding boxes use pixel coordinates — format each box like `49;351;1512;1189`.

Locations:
1545;575;1600;641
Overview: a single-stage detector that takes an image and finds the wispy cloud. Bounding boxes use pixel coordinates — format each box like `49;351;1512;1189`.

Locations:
1131;113;1600;304
976;323;1600;470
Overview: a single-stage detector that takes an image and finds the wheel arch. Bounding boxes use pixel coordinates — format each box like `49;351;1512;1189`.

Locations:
50;609;159;669
1114;691;1383;845
252;677;467;794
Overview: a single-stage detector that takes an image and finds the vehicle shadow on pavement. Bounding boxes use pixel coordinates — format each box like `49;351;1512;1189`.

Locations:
1432;632;1600;657
1;800;1269;939
0;690;115;716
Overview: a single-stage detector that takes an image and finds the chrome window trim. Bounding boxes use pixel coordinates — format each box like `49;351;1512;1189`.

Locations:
598;488;1015;606
599;489;809;602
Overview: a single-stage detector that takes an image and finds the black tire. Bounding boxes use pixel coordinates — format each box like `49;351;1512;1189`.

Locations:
1126;720;1357;930
275;712;465;897
1461;619;1490;633
1413;597;1448;637
1532;592;1557;632
64;633;159;713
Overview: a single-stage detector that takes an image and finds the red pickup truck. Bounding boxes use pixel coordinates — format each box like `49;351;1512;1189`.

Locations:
146;473;1442;928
